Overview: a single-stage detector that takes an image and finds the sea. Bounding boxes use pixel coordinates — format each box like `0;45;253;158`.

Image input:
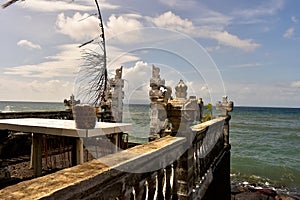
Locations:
0;101;299;197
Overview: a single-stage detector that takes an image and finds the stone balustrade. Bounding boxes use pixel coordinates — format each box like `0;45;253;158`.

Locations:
0;117;230;200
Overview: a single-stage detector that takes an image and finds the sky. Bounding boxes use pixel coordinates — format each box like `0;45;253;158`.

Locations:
0;0;299;107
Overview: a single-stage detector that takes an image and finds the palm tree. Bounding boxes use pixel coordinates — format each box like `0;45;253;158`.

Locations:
76;0;108;107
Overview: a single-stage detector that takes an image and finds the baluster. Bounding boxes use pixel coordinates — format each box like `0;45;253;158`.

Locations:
194;143;200;184
130;189;135;200
172;161;178;200
119;185;132;200
157;168;164;200
146;172;157;200
165;165;172;200
134;180;146;200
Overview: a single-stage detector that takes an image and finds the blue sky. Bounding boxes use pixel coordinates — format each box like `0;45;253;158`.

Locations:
0;0;299;107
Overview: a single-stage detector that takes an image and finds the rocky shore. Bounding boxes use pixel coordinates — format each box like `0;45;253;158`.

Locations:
231;180;299;200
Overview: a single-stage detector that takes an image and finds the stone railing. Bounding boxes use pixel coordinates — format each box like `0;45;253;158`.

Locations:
0;117;230;200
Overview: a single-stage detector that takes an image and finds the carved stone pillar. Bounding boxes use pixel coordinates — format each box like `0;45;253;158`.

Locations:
216;96;233;146
149;65;167;141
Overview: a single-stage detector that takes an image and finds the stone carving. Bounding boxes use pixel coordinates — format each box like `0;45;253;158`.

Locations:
149;72;206;139
152;65;161;81
175;79;187;99
101;66;124;122
115;66;123;80
64;94;80;109
149;68;212;140
149;65;168;139
149;65;165;101
216;96;233;116
163;86;172;102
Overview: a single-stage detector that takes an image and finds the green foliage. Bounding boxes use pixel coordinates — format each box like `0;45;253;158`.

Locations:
202;103;213;122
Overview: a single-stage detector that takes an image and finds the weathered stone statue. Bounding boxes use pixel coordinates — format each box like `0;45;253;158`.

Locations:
100;66;124;122
175;79;187;99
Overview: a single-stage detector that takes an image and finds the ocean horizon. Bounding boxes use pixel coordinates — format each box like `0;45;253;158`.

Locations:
1;100;300;109
0;101;299;197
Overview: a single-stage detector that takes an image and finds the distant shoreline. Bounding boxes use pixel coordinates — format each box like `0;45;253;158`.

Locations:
1;101;299;109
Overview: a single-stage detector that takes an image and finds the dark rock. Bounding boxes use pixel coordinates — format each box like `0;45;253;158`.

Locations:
275;195;297;200
255;188;277;197
231;185;242;194
235;192;271;200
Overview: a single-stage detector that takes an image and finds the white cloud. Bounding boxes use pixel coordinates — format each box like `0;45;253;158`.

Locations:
291;81;300;88
291;16;298;23
159;0;197;9
150;11;260;51
17;0;118;12
283;27;295;39
105;14;144;43
151;11;195;34
206;45;221;52
196;10;232;26
17;39;41;50
56;12;99;41
232;0;284;18
228;62;264;68
160;0;179;7
0;77;73;102
4;44;81;78
56;13;144;44
211;31;260;51
122;61;151;104
55;10;259;52
107;45;140;69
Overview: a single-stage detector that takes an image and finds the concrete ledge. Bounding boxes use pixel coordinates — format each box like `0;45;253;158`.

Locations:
191;117;225;132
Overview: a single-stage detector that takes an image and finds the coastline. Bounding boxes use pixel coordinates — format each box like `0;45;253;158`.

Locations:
231;174;300;200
